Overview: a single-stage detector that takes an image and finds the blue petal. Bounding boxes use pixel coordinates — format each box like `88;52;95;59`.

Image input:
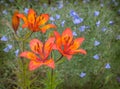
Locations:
0;36;8;41
94;40;100;46
105;63;111;69
93;54;99;60
80;72;86;78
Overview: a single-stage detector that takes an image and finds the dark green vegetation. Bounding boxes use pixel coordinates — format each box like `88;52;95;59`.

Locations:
0;0;120;89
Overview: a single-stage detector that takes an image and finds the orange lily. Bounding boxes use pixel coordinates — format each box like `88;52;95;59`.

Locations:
12;10;20;33
54;28;86;60
17;9;56;33
20;37;55;71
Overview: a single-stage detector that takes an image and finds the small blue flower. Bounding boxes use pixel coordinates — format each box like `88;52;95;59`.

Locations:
105;63;111;69
50;16;55;21
83;0;90;3
118;9;120;15
94;40;100;46
0;0;4;4
9;0;14;2
101;27;107;32
70;10;78;17
5;3;9;7
93;54;99;60
3;47;10;52
3;44;12;52
79;26;86;32
109;21;114;25
57;1;63;9
73;17;83;24
116;35;120;40
24;8;29;14
100;3;104;7
73;31;77;36
55;14;60;20
15;49;19;57
43;3;47;8
34;0;38;1
7;44;12;49
2;10;8;15
96;20;101;27
0;36;8;41
80;72;86;78
61;20;65;27
94;11;100;16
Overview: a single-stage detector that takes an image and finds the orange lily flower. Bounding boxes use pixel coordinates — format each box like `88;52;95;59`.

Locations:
54;28;87;60
12;10;20;33
20;37;55;71
17;9;56;33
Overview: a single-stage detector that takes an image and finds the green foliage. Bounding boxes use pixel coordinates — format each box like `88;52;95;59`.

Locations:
0;0;120;89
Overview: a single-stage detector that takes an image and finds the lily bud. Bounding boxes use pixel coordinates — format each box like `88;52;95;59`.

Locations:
12;10;20;33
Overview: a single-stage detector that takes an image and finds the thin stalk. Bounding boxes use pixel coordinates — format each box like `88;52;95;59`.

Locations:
55;55;63;63
51;69;53;89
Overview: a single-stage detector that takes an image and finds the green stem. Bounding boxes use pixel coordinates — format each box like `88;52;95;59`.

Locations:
55;55;63;63
51;69;53;89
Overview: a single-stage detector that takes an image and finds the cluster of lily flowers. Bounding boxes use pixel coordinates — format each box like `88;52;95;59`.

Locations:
3;9;86;71
1;0;119;78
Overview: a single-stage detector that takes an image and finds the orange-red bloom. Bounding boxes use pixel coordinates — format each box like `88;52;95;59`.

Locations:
20;37;55;71
12;10;20;33
17;9;56;33
54;28;86;60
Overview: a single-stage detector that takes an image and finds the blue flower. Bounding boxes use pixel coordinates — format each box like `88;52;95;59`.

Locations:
15;49;19;57
2;10;8;15
57;1;63;9
43;3;47;8
79;25;86;32
3;44;12;52
93;54;99;60
94;11;100;16
5;3;9;7
101;27;107;32
24;8;29;14
73;31;77;36
83;0;90;3
50;16;55;21
80;72;86;78
118;9;120;15
61;20;65;27
73;17;83;24
109;21;114;25
94;40;100;46
96;20;101;27
116;35;120;40
70;10;78;17
55;14;60;20
100;3;104;7
0;36;8;41
9;0;14;2
105;63;111;69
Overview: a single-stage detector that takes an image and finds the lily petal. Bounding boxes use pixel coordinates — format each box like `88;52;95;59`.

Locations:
69;38;84;50
62;28;73;46
69;49;87;55
40;24;56;33
37;14;49;26
29;61;43;71
28;9;36;24
44;59;55;69
54;31;62;48
17;14;27;24
30;39;43;54
20;51;39;61
44;37;55;58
